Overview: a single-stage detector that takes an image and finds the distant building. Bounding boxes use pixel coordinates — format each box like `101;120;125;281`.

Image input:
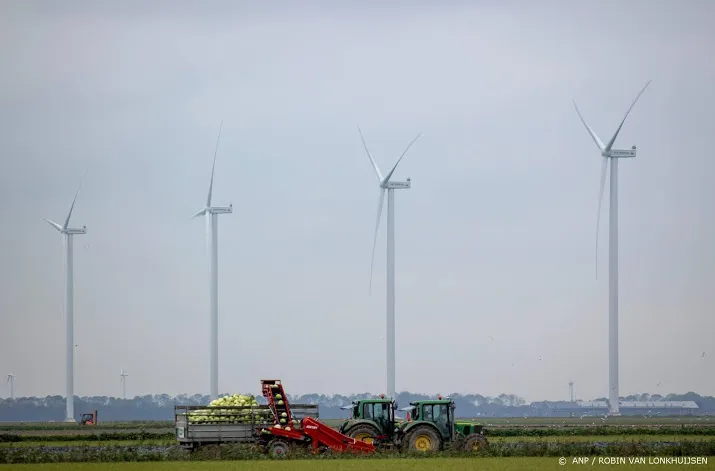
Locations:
530;400;699;417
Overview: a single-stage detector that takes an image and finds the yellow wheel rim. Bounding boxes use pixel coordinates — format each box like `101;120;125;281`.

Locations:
472;442;481;451
355;433;374;444
414;434;433;451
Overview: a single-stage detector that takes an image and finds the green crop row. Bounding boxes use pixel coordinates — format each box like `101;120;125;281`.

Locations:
188;441;715;461
3;426;715;443
0;432;176;443
0;422;173;431
1;440;715;464
486;426;715;437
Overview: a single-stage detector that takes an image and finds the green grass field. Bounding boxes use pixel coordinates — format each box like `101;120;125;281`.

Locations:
2;435;713;448
0;439;173;448
4;457;714;470
2;416;711;431
493;434;711;442
472;417;713;425
317;417;714;427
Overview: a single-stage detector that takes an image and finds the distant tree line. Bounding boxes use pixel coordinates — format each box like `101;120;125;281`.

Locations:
0;392;712;422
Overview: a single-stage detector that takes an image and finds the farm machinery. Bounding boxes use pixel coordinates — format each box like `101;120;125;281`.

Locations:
337;394;488;452
79;410;98;425
256;379;376;456
175;379;488;456
175;379;374;456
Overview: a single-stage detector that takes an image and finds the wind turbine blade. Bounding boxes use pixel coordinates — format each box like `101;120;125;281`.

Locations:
63;169;88;230
605;80;651;151
369;188;386;295
596;157;609;280
192;209;207;219
358;126;383;182
207;121;224;208
43;218;63;232
573;100;605;151
382;133;421;183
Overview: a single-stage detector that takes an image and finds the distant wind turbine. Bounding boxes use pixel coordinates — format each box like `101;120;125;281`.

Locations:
573;80;651;416
43;170;88;422
6;374;14;400
120;369;128;400
193;122;232;401
359;126;421;401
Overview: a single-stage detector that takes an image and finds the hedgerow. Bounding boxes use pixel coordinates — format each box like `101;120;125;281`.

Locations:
1;440;714;464
3;425;714;443
0;421;172;431
486;426;715;437
0;431;175;442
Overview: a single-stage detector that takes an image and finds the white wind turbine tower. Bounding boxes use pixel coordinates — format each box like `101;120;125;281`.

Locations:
6;374;15;400
43;171;88;422
359;127;421;401
193;122;232;402
573;80;651;416
120;369;128;400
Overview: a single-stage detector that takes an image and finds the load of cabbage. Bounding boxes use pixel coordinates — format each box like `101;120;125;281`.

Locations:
187;394;274;424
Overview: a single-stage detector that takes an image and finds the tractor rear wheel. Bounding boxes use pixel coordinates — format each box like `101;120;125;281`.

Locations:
404;425;442;452
266;438;292;458
463;433;488;452
345;424;380;445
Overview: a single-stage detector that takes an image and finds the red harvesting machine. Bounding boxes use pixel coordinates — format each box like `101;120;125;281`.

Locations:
258;379;376;456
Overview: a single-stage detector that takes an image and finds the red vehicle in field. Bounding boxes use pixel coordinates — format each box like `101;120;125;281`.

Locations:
175;379;374;456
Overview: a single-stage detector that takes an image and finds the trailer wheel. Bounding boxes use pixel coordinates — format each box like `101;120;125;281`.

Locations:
463;433;488;452
267;438;292;458
405;425;442;452
345;424;380;445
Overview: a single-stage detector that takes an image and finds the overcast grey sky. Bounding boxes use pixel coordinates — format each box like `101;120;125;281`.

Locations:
1;0;713;402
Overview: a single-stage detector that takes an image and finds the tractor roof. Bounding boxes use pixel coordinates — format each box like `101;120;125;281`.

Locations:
356;398;394;404
411;399;452;406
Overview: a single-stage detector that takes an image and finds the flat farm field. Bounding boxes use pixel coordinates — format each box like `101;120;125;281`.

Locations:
2;416;712;433
8;457;714;471
319;416;714;427
2;434;714;448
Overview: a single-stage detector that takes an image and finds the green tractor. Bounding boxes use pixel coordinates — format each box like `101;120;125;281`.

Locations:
338;395;396;446
338;394;488;452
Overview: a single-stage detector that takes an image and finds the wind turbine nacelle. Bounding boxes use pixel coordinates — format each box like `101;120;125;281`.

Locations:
386;181;411;189
65;227;87;235
606;148;637;158
210;207;233;214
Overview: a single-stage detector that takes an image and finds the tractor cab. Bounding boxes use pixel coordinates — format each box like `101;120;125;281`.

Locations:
399;397;455;441
342;394;488;452
399;396;484;443
338;395;397;440
79;410;97;425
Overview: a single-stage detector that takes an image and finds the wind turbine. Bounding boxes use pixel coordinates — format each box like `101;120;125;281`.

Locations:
359;126;421;401
43;171;88;422
573;80;651;416
120;369;128;400
193;122;232;402
6;374;14;400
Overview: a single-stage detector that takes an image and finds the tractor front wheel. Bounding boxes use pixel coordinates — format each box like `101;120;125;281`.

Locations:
463;433;488;452
405;425;442;452
345;424;380;445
